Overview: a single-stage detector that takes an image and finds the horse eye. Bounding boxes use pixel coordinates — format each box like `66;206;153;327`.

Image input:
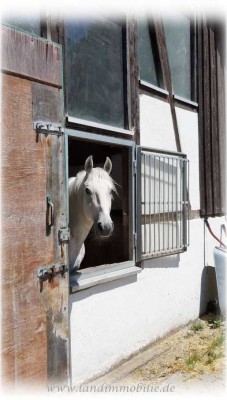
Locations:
85;187;92;195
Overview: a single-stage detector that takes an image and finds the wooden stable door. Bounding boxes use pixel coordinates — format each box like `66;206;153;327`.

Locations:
1;26;69;386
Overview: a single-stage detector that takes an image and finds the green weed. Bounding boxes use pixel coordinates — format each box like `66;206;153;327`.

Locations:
185;352;201;369
191;321;205;332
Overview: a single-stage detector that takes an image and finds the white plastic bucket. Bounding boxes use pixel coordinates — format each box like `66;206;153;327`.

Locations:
213;246;227;318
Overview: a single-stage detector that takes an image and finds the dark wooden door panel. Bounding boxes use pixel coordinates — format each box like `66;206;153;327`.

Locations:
2;73;69;386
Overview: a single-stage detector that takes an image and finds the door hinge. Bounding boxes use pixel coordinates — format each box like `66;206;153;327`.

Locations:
134;232;137;248
37;263;68;280
34;121;64;136
58;227;70;244
133;160;137;175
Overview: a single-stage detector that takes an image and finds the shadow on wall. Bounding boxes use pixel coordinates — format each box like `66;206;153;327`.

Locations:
69;274;138;307
142;254;180;269
199;266;218;315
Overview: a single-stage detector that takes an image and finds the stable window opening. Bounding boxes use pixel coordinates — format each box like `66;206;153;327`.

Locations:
67;133;136;291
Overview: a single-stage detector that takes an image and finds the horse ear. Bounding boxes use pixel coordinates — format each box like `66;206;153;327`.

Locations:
85;155;93;173
104;157;112;174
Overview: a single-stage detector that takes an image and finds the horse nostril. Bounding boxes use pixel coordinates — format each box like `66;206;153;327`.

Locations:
98;222;103;232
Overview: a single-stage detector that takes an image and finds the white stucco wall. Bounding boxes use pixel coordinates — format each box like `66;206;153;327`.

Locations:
69;94;224;384
175;107;200;210
140;95;177;151
70;219;210;385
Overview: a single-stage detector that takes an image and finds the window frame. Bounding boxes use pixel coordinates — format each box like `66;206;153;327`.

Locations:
63;18;135;137
137;16;198;110
66;128;141;293
137;19;165;91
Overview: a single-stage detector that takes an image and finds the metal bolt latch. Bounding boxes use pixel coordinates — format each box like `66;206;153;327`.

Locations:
37;263;68;280
34;121;64;136
58;228;70;244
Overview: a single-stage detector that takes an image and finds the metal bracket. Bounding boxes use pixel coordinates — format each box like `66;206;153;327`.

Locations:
34;121;64;136
37;263;68;280
133;160;137;175
58;227;70;244
134;232;137;248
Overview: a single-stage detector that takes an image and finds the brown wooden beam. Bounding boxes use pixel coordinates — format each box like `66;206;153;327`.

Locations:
154;19;182;153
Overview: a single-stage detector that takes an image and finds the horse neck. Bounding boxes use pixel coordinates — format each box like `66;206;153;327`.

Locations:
69;178;93;246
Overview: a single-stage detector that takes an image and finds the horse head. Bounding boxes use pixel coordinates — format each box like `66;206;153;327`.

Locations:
82;155;116;238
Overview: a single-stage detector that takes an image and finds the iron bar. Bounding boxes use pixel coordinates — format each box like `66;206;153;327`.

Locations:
140;149;189;259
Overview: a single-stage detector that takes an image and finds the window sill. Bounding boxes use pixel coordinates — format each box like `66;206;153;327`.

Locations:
139;80;169;98
70;265;142;293
173;95;198;110
66;116;134;137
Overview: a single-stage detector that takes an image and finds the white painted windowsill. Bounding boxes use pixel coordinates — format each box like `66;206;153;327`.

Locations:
70;266;142;293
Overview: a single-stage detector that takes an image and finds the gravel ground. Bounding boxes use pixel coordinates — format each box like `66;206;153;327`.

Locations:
89;314;226;395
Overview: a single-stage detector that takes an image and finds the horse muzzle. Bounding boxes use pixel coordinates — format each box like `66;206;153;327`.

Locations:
97;220;114;238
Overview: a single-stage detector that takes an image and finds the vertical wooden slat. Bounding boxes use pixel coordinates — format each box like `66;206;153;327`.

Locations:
203;21;213;216
127;19;140;144
216;23;226;215
32;83;69;384
209;26;221;215
44;133;69;383
197;21;206;216
154;19;182;153
198;19;224;217
1;75;48;386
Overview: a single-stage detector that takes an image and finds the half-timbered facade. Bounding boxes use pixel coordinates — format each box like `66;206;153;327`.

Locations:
1;13;226;386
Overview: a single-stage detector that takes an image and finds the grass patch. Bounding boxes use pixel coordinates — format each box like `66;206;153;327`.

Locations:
128;316;225;384
191;321;205;332
208;317;222;329
185;352;201;369
205;334;225;365
210;334;225;349
185;334;225;369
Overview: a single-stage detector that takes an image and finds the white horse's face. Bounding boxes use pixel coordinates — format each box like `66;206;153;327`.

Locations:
82;156;115;238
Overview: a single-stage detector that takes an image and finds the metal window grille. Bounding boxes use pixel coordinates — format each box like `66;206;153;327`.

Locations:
137;148;189;260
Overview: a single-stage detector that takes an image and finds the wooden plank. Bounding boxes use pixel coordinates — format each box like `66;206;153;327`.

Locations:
127;20;140;144
32;83;63;124
154;19;182;153
1;73;69;386
1;25;62;88
197;20;224;217
1;75;48;385
203;22;213;216
216;24;226;215
209;26;221;215
197;21;206;217
44;133;69;383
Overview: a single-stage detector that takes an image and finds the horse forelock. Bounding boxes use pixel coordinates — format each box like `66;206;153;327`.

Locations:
86;167;116;192
70;167;116;195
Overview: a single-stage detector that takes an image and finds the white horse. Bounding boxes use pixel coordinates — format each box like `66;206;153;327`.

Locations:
68;155;116;272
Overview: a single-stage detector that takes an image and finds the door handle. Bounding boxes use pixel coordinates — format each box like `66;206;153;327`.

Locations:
47;196;54;229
